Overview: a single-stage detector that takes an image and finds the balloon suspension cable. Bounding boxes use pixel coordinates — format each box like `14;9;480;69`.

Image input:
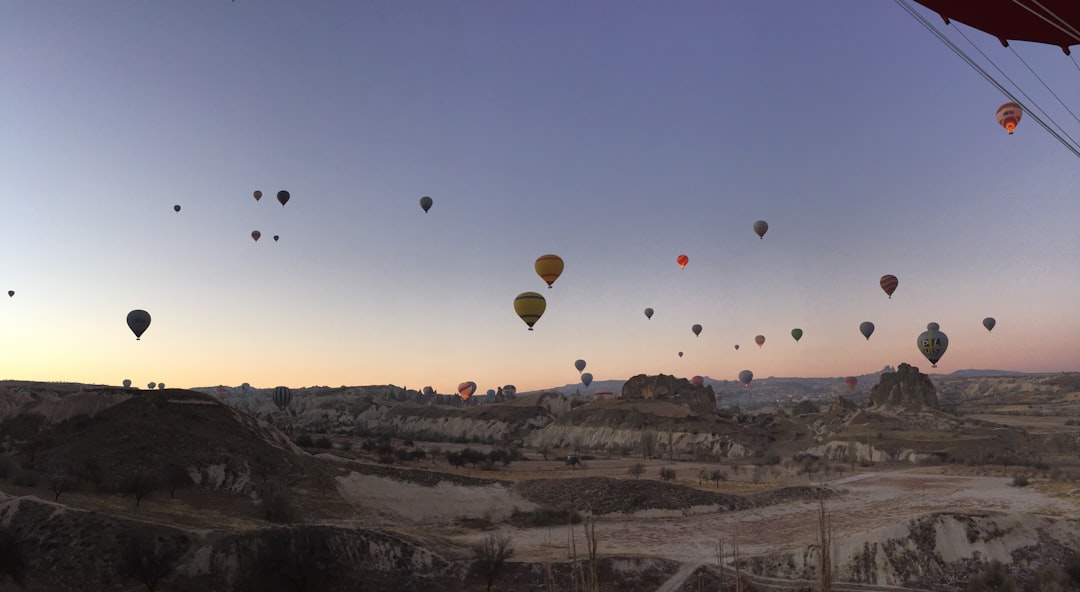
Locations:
1009;45;1080;130
1071;53;1080;75
897;0;1080;161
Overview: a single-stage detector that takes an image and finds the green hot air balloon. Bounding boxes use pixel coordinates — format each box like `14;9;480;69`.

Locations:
791;328;803;343
859;321;875;341
917;323;949;368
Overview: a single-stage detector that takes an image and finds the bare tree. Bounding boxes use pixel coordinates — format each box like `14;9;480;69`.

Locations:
583;516;600;592
471;534;515;592
817;490;832;592
659;467;676;482
710;469;726;487
48;470;75;501
122;471;158;508
160;463;190;498
120;529;181;592
627;463;645;479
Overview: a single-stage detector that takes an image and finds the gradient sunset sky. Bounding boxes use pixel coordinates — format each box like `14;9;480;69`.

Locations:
2;2;1078;393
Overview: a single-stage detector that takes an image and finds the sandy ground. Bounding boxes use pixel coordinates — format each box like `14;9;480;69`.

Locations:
336;472;538;523
446;467;1079;563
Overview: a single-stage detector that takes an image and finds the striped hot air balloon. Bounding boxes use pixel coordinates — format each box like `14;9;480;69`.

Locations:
272;386;292;411
880;275;898;298
996;102;1022;134
534;254;564;288
457;381;476;400
514;292;546;330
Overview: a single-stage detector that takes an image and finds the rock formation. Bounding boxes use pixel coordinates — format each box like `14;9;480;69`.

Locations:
620;374;717;416
870;363;939;411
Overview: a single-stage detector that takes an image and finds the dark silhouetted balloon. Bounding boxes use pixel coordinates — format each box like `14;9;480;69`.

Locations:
127;310;151;340
917;323;949;368
581;372;593;387
502;385;516;397
147;382;156;390
575;359;586;373
983;317;996;332
173;205;181;213
738;370;753;387
791;328;803;342
644;307;654;319
753;220;768;239
420;196;433;213
755;335;765;348
253;190;262;202
273;235;279;242
678;351;683;358
691;376;704;387
277;190;290;207
158;383;166;390
251;230;261;242
7;291;12;298
734;344;739;351
272;386;292;411
692;324;702;337
535;254;564;288
859;321;875;340
123;379;132;388
514;292;546;330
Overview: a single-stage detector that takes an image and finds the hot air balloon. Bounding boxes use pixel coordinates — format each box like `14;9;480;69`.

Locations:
692;324;702;337
753;220;768;239
734;344;740;351
276;190;290;207
253;190;262;202
7;291;12;298
534;254;564;288
755;335;765;348
574;359;586;373
158;383;166;390
173;205;181;213
927;322;940;331
983;317;996;332
844;377;858;390
272;386;292;411
503;385;516;398
457;381;476;400
911;1;1080;53
644;308;654;320
419;196;433;213
273;235;279;242
127;309;151;340
917;323;949;368
251;230;261;242
123;379;132;388
738;370;753;387
859;321;875;341
880;275;898;299
677;254;689;269
147;382;156;390
995;102;1023;134
486;389;496;399
691;376;704;387
514;292;546;330
791;328;803;343
678;352;683;358
581;373;593;387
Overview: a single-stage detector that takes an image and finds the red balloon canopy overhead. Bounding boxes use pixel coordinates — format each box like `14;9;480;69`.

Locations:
912;1;1080;53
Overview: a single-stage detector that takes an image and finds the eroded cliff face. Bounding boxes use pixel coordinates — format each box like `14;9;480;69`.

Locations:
620;374;718;416
870;363;939;411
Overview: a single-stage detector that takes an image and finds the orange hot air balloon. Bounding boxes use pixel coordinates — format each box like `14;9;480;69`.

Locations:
457;381;476;400
534;254;564;288
251;230;261;242
755;335;765;348
880;275;898;298
844;377;858;390
996;102;1023;134
677;254;689;269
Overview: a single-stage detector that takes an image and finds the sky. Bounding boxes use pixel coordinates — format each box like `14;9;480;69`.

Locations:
2;1;1078;394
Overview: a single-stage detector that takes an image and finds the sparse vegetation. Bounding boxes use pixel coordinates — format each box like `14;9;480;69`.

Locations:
628;463;645;479
47;469;75;501
1012;473;1030;487
658;467;676;482
259;486;298;523
121;471;158;508
120;529;182;592
471;533;515;592
508;507;581;528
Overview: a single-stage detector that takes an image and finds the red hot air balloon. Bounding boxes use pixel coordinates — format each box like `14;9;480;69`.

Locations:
844;377;858;390
677;254;688;269
251;231;261;242
880;275;898;298
691;376;704;387
457;381;476;400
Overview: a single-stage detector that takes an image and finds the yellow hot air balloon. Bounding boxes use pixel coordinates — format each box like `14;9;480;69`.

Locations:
514;292;546;330
535;254;564;288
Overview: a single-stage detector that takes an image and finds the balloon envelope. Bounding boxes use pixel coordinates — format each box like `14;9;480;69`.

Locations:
691;376;704;387
753;220;768;239
927;322;940;331
534;254;564;288
983;317;996;332
122;379;132;388
273;386;292;411
158;383;166;390
859;321;875;340
251;230;261;242
253;190;262;201
458;381;476;400
677;254;688;269
678;352;683;358
273;235;279;242
276;190;290;207
844;377;858;390
738;370;753;387
419;195;433;213
734;344;739;351
7;291;12;298
126;309;151;340
880;275;898;298
147;382;155;390
755;335;765;348
912;1;1080;52
502;385;516;397
173;205;181;212
917;327;949;368
692;324;702;337
574;359;586;372
514;292;546;330
996;102;1023;134
580;373;593;387
791;328;803;342
644;307;654;319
